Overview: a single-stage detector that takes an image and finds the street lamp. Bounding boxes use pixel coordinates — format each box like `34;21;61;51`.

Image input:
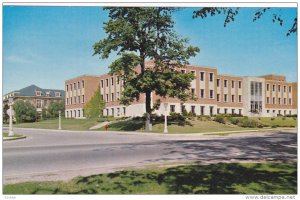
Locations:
8;97;14;136
163;102;168;133
58;110;62;130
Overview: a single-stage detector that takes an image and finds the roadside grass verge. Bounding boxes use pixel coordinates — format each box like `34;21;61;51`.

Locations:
3;132;26;141
13;118;103;131
100;119;257;133
3;162;296;194
253;117;297;128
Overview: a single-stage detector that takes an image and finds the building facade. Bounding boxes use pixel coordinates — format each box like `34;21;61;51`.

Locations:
65;75;102;118
65;62;297;118
3;85;65;117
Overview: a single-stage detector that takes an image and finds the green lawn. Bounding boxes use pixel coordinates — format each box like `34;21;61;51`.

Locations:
3;162;297;194
252;117;297;127
3;132;23;137
14;118;101;131
101;119;257;133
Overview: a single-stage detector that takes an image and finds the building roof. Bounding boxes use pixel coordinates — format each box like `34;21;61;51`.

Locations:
4;85;65;98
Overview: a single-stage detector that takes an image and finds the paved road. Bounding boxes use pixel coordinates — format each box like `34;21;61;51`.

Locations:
3;128;297;184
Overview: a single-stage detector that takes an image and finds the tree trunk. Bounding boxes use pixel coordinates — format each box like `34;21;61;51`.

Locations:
145;91;152;131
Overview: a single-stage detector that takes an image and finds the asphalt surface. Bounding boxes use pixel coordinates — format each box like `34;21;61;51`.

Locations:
3;128;297;184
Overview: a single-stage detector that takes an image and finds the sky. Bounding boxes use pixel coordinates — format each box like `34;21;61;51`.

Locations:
3;6;297;94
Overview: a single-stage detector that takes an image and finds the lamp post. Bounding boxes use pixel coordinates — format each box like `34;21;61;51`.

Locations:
163;102;168;133
58;110;62;130
8;97;14;136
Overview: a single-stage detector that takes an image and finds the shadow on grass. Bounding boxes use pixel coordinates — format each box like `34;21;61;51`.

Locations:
4;163;297;194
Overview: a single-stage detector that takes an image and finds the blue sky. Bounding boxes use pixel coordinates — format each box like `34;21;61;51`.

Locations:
3;6;297;94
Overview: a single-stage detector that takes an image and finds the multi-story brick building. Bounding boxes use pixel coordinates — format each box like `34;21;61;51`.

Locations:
65;75;101;118
65;61;297;118
3;85;65;116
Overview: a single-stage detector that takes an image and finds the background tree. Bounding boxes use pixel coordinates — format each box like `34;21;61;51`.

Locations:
13;100;36;123
47;101;65;118
94;7;199;131
83;86;105;118
193;8;297;36
3;104;9;124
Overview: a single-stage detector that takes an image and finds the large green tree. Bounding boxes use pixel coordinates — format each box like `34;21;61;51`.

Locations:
93;8;199;131
47;101;65;118
13;100;36;123
83;86;105;118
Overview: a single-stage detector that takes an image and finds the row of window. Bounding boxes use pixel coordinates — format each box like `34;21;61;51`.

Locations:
66;80;85;92
266;97;292;105
266;110;293;115
266;84;292;93
100;77;121;88
104;107;126;116
101;92;120;102
195;89;242;102
36;99;49;108
66;110;83;118
66;95;85;105
170;104;243;115
36;91;61;97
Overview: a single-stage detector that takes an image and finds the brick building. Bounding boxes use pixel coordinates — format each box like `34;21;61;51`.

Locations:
65;75;101;118
65;61;297;118
3;85;65;116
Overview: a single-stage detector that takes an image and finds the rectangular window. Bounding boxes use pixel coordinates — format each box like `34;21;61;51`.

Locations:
224;94;228;102
272;85;275;92
209;73;213;82
181;105;186;113
36;91;41;96
239;109;242;115
267;110;270;113
74;83;76;90
200;72;204;81
78;110;80;118
289;86;292;93
232;109;235;114
209;90;214;99
217;79;220;87
289;98;292;105
224;108;228;114
238;81;242;89
36;100;41;108
66;85;69;92
224;80;227;88
111;77;114;86
273;97;276;104
284;86;286;92
267;97;270;104
106;94;109;102
101;80;104;88
200;106;205;115
117;76;120;84
278;85;281;92
231;80;235;88
191;106;195;114
210;106;213;116
117;92;120;100
266;84;269;91
44;100;48;107
217;108;220;114
231;95;235;102
200;89;204;98
111;93;114;101
170;105;175;112
70;84;72;91
82;95;84;103
217;94;220;102
66;98;69;105
78;96;80;104
239;95;242;103
82;80;84;88
284;98;286;105
74;96;76;104
191;88;195;97
106;79;108;87
70;97;72;104
278;98;281;105
78;81;80;89
55;92;61;97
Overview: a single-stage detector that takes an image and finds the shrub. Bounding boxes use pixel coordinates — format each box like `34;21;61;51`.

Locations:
169;112;186;122
214;115;226;124
271;117;275;121
13;100;37;123
282;116;286;120
229;118;240;125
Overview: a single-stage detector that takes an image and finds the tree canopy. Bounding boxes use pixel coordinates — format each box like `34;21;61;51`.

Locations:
83;86;105;118
13;100;37;123
93;7;200;130
193;7;297;36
